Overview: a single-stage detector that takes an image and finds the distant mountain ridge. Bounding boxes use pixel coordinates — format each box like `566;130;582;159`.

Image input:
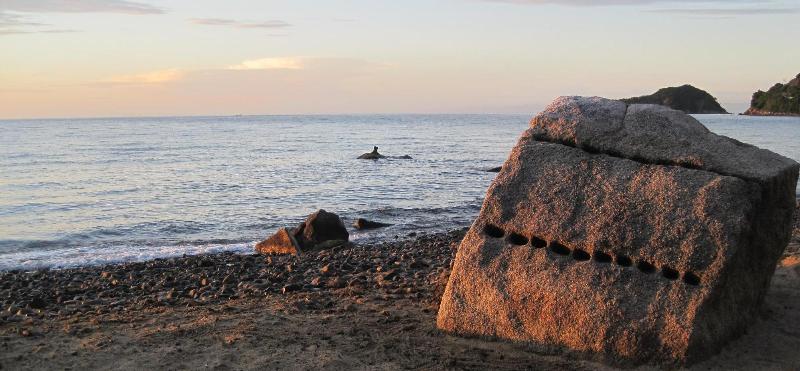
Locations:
744;74;800;116
622;85;728;114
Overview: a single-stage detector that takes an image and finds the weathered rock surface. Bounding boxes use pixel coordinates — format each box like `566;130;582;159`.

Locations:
256;209;349;255
437;96;799;366
529;96;794;181
255;227;300;255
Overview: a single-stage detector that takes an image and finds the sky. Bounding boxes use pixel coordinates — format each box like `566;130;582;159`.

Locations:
1;0;798;119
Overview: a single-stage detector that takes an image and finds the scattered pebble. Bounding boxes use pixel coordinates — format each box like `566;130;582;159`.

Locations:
0;229;468;321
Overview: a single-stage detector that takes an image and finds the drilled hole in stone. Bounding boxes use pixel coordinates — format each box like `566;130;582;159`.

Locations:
532;133;547;141
677;160;702;170
483;224;504;238
506;233;528;246
593;251;612;263
549;241;571;256
530;236;547;249
572;249;590;261
581;144;600;154
662;266;679;280
683;272;701;286
556;138;575;147
637;260;656;274
615;254;632;267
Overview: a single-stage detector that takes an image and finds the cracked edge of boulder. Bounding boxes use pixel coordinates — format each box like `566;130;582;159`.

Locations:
529;96;800;184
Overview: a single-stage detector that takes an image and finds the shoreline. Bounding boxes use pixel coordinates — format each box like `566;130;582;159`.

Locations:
0;205;798;369
3;196;798;273
0;229;466;318
740;110;800;117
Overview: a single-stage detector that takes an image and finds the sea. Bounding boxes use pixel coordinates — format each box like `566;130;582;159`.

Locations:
1;114;799;271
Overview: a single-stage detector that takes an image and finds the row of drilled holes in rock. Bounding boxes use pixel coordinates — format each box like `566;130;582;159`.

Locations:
483;224;701;286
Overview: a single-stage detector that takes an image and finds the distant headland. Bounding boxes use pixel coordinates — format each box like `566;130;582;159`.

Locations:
622;84;728;114
743;73;800;116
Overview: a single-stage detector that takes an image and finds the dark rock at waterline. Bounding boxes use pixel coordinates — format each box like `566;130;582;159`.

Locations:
256;209;349;255
297;209;349;248
486;166;502;173
358;146;385;160
353;218;392;230
357;146;412;160
358;153;385;160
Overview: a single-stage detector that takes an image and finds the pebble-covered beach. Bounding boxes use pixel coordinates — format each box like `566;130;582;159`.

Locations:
1;229;466;325
0;205;798;370
0;229;596;370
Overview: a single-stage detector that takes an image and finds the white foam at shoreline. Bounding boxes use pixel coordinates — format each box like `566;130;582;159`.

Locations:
0;241;257;271
0;232;387;271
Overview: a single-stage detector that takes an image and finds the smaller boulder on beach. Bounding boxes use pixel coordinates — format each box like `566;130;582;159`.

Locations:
297;209;349;248
256;209;349;255
255;227;300;255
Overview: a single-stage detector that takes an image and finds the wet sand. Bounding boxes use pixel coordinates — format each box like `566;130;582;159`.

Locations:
1;207;798;370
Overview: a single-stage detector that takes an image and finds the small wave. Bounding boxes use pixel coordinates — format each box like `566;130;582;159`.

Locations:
0;202;482;270
0;240;256;271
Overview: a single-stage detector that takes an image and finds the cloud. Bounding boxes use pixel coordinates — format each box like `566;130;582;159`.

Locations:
99;58;374;88
189;18;291;29
0;28;77;35
0;12;45;27
104;69;184;84
648;7;800;16
0;0;163;15
226;57;305;71
0;13;78;35
479;0;768;5
0;0;162;35
476;0;799;17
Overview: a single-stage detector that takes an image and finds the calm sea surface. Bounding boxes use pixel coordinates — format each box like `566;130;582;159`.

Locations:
1;114;799;270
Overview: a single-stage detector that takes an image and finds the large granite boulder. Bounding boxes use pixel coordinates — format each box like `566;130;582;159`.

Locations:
255;209;349;255
437;96;799;366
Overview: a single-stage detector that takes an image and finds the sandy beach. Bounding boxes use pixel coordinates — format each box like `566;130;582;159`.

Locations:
0;204;796;370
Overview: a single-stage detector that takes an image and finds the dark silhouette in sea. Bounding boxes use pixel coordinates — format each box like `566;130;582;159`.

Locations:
357;146;385;160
